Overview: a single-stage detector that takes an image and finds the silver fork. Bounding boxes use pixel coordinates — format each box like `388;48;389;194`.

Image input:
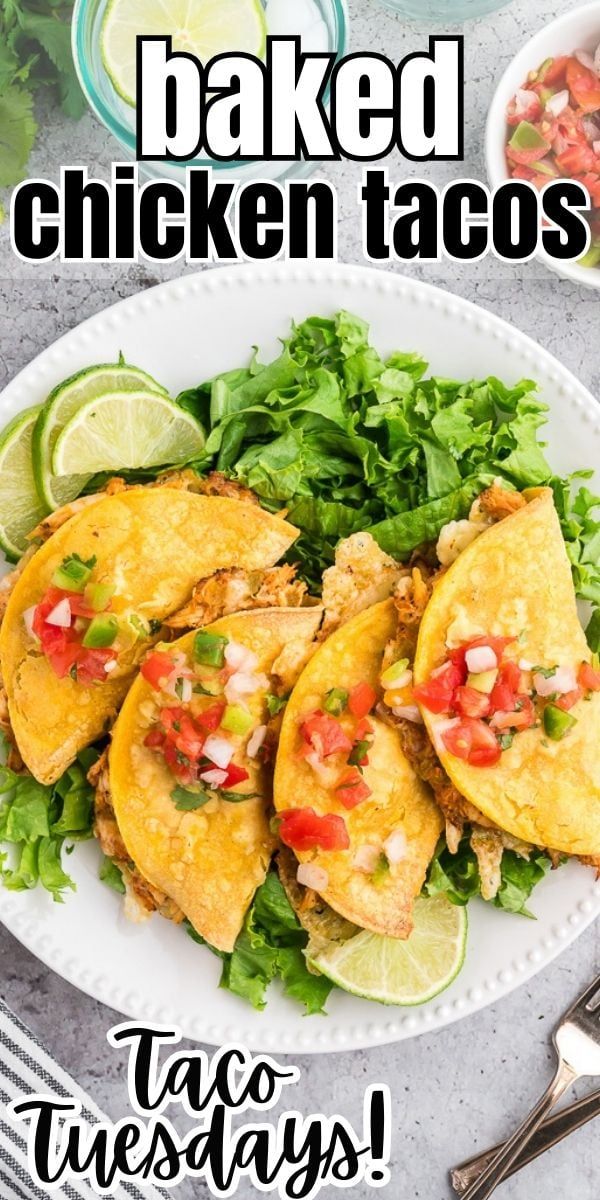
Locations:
460;973;600;1200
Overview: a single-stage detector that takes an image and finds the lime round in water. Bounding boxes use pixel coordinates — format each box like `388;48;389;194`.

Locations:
101;0;268;107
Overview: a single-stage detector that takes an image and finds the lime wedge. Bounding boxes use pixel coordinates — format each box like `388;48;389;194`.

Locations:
33;363;168;511
101;0;268;107
308;896;467;1006
0;405;48;561
52;390;206;475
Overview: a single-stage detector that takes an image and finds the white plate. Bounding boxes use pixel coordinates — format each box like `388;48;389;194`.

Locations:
0;263;598;1053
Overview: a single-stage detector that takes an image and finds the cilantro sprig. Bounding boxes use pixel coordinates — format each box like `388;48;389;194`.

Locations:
0;1;85;191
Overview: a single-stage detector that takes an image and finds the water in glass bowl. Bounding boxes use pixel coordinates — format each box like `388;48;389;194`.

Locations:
378;0;509;18
79;0;337;181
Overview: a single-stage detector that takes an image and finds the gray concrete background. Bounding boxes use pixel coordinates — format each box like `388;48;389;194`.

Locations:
0;0;599;1196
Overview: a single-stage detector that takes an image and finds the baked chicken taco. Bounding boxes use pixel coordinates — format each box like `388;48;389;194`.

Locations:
106;607;323;953
273;600;443;940
378;486;600;895
0;486;297;785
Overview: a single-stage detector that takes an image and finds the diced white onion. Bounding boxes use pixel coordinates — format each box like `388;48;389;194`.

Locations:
431;717;460;755
575;48;596;70
201;768;229;787
465;646;498;674
225;640;259;674
297;863;329;891
595;40;600;75
303;750;338;789
224;671;263;704
545;88;569;117
392;704;423;724
389;669;413;691
179;677;193;703
533;666;577;697
514;87;535;114
247;724;267;759
518;659;533;671
203;735;234;769
46;598;72;628
353;844;381;874
384;829;408;864
104;660;118;674
23;606;37;639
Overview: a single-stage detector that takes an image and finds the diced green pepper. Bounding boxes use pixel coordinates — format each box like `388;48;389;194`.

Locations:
221;705;254;735
509;121;549;152
266;693;287;717
579;243;600;269
381;658;409;687
52;554;96;593
85;583;115;612
530;158;558;177
372;853;390;885
543;703;577;741
194;631;228;667
83;614;119;649
324;687;349;715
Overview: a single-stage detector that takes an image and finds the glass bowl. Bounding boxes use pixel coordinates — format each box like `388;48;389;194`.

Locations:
72;0;349;182
378;0;510;18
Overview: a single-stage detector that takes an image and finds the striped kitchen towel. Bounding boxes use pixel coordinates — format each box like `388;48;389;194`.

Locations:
0;998;169;1200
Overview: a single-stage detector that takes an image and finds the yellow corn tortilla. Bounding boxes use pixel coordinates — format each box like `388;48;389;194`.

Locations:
109;607;322;953
274;600;443;939
0;489;297;785
414;489;600;857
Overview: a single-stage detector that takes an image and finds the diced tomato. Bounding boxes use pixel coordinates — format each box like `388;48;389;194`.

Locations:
195;702;226;731
511;164;536;181
443;718;502;767
160;706;186;733
555;143;597;175
542;56;569;86
413;662;464;715
453;686;491;719
335;768;372;810
46;642;82;679
144;727;166;749
76;648;117;683
300;711;353;758
579;661;600;691
348;682;377;718
566;56;600;113
507;137;551;167
555;687;583;712
354;717;374;741
141;651;176;691
277;807;350;852
222;762;250;788
491;696;536;731
67;592;96;619
173;714;205;761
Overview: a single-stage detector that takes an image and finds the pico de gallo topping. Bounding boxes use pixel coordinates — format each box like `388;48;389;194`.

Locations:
26;554;121;683
412;634;600;767
277;808;350;852
141;633;270;801
505;47;600;265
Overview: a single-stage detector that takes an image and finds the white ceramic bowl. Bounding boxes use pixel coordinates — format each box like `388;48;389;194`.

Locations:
486;1;600;288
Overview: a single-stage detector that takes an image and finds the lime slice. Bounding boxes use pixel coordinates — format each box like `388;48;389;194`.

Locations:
33;363;169;511
101;0;268;107
0;405;48;561
308;896;467;1006
52;390;206;475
